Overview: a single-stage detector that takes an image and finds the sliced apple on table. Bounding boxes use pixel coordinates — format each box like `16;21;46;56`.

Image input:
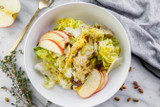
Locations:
52;30;70;43
39;31;66;48
38;39;64;55
77;69;102;98
0;0;21;28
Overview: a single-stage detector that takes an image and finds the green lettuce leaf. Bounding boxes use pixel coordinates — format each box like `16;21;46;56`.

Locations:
54;18;83;30
98;39;120;69
34;46;55;62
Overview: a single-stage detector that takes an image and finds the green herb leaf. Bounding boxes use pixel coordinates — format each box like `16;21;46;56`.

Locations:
0;51;34;107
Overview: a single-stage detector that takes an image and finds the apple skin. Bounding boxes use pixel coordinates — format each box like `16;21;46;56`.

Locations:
76;69;102;99
76;69;109;99
39;31;66;48
47;39;64;55
0;21;14;28
58;30;70;40
95;71;104;93
38;39;64;55
0;14;17;28
40;31;65;40
97;71;109;92
50;31;65;39
100;73;109;90
52;30;70;42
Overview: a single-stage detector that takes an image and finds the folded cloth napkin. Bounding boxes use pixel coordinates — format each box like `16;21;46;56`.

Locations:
91;0;160;78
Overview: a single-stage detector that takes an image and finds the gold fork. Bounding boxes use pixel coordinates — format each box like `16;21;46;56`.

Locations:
8;0;54;56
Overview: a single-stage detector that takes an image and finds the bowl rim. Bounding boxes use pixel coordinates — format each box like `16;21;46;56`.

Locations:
24;2;131;107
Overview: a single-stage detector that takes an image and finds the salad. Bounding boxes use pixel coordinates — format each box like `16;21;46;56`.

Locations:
34;18;121;98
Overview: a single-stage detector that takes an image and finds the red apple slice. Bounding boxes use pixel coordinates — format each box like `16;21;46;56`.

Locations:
95;71;102;92
100;71;109;90
39;31;66;48
96;58;122;91
95;71;105;93
52;30;70;42
77;69;102;98
38;39;64;55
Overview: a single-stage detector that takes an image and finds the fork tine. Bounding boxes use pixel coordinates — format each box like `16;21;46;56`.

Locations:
48;0;54;7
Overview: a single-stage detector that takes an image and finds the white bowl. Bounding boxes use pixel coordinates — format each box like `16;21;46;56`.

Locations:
24;2;131;107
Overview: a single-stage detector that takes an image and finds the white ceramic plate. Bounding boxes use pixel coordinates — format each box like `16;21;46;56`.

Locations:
24;2;131;107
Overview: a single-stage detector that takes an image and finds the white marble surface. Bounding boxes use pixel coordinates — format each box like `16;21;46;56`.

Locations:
0;0;160;107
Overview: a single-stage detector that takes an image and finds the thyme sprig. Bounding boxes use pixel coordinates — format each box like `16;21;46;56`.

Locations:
0;51;33;107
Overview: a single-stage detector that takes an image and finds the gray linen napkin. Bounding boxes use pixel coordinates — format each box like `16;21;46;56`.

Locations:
93;0;160;78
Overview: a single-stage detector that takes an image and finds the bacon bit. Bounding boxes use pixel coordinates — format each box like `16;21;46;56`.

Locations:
127;97;131;102
129;67;132;72
95;64;101;70
133;99;139;102
97;26;101;29
66;43;72;47
85;37;89;42
70;85;73;90
96;41;99;45
69;44;73;47
85;73;89;78
71;79;82;87
114;97;120;101
138;88;143;93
